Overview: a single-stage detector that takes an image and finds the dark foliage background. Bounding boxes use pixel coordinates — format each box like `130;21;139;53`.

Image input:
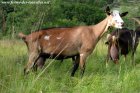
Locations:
0;0;139;38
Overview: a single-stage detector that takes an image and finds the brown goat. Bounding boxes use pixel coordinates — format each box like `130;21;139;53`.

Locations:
19;6;128;76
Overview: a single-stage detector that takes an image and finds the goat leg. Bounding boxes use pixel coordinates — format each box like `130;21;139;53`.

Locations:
71;55;80;77
24;52;39;74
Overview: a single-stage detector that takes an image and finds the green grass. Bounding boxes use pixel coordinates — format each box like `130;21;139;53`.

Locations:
0;39;140;93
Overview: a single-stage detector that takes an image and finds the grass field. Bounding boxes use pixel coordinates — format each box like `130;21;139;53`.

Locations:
0;39;140;93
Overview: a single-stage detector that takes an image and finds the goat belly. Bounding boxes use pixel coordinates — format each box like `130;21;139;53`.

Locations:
110;45;119;61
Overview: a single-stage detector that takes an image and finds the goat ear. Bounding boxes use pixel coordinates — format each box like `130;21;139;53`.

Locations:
105;6;111;15
120;12;128;17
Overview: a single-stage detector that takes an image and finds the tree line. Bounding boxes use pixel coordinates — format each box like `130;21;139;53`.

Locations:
0;0;139;38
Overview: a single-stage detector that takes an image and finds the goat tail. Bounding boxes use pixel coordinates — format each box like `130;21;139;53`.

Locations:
132;17;140;25
18;32;26;40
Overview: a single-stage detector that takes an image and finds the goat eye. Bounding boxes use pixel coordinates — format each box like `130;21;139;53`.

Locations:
114;20;117;22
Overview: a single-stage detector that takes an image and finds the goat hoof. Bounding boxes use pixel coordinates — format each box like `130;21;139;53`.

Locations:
114;60;119;64
24;68;29;75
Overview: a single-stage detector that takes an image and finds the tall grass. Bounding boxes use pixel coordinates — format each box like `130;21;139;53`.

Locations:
0;39;140;93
